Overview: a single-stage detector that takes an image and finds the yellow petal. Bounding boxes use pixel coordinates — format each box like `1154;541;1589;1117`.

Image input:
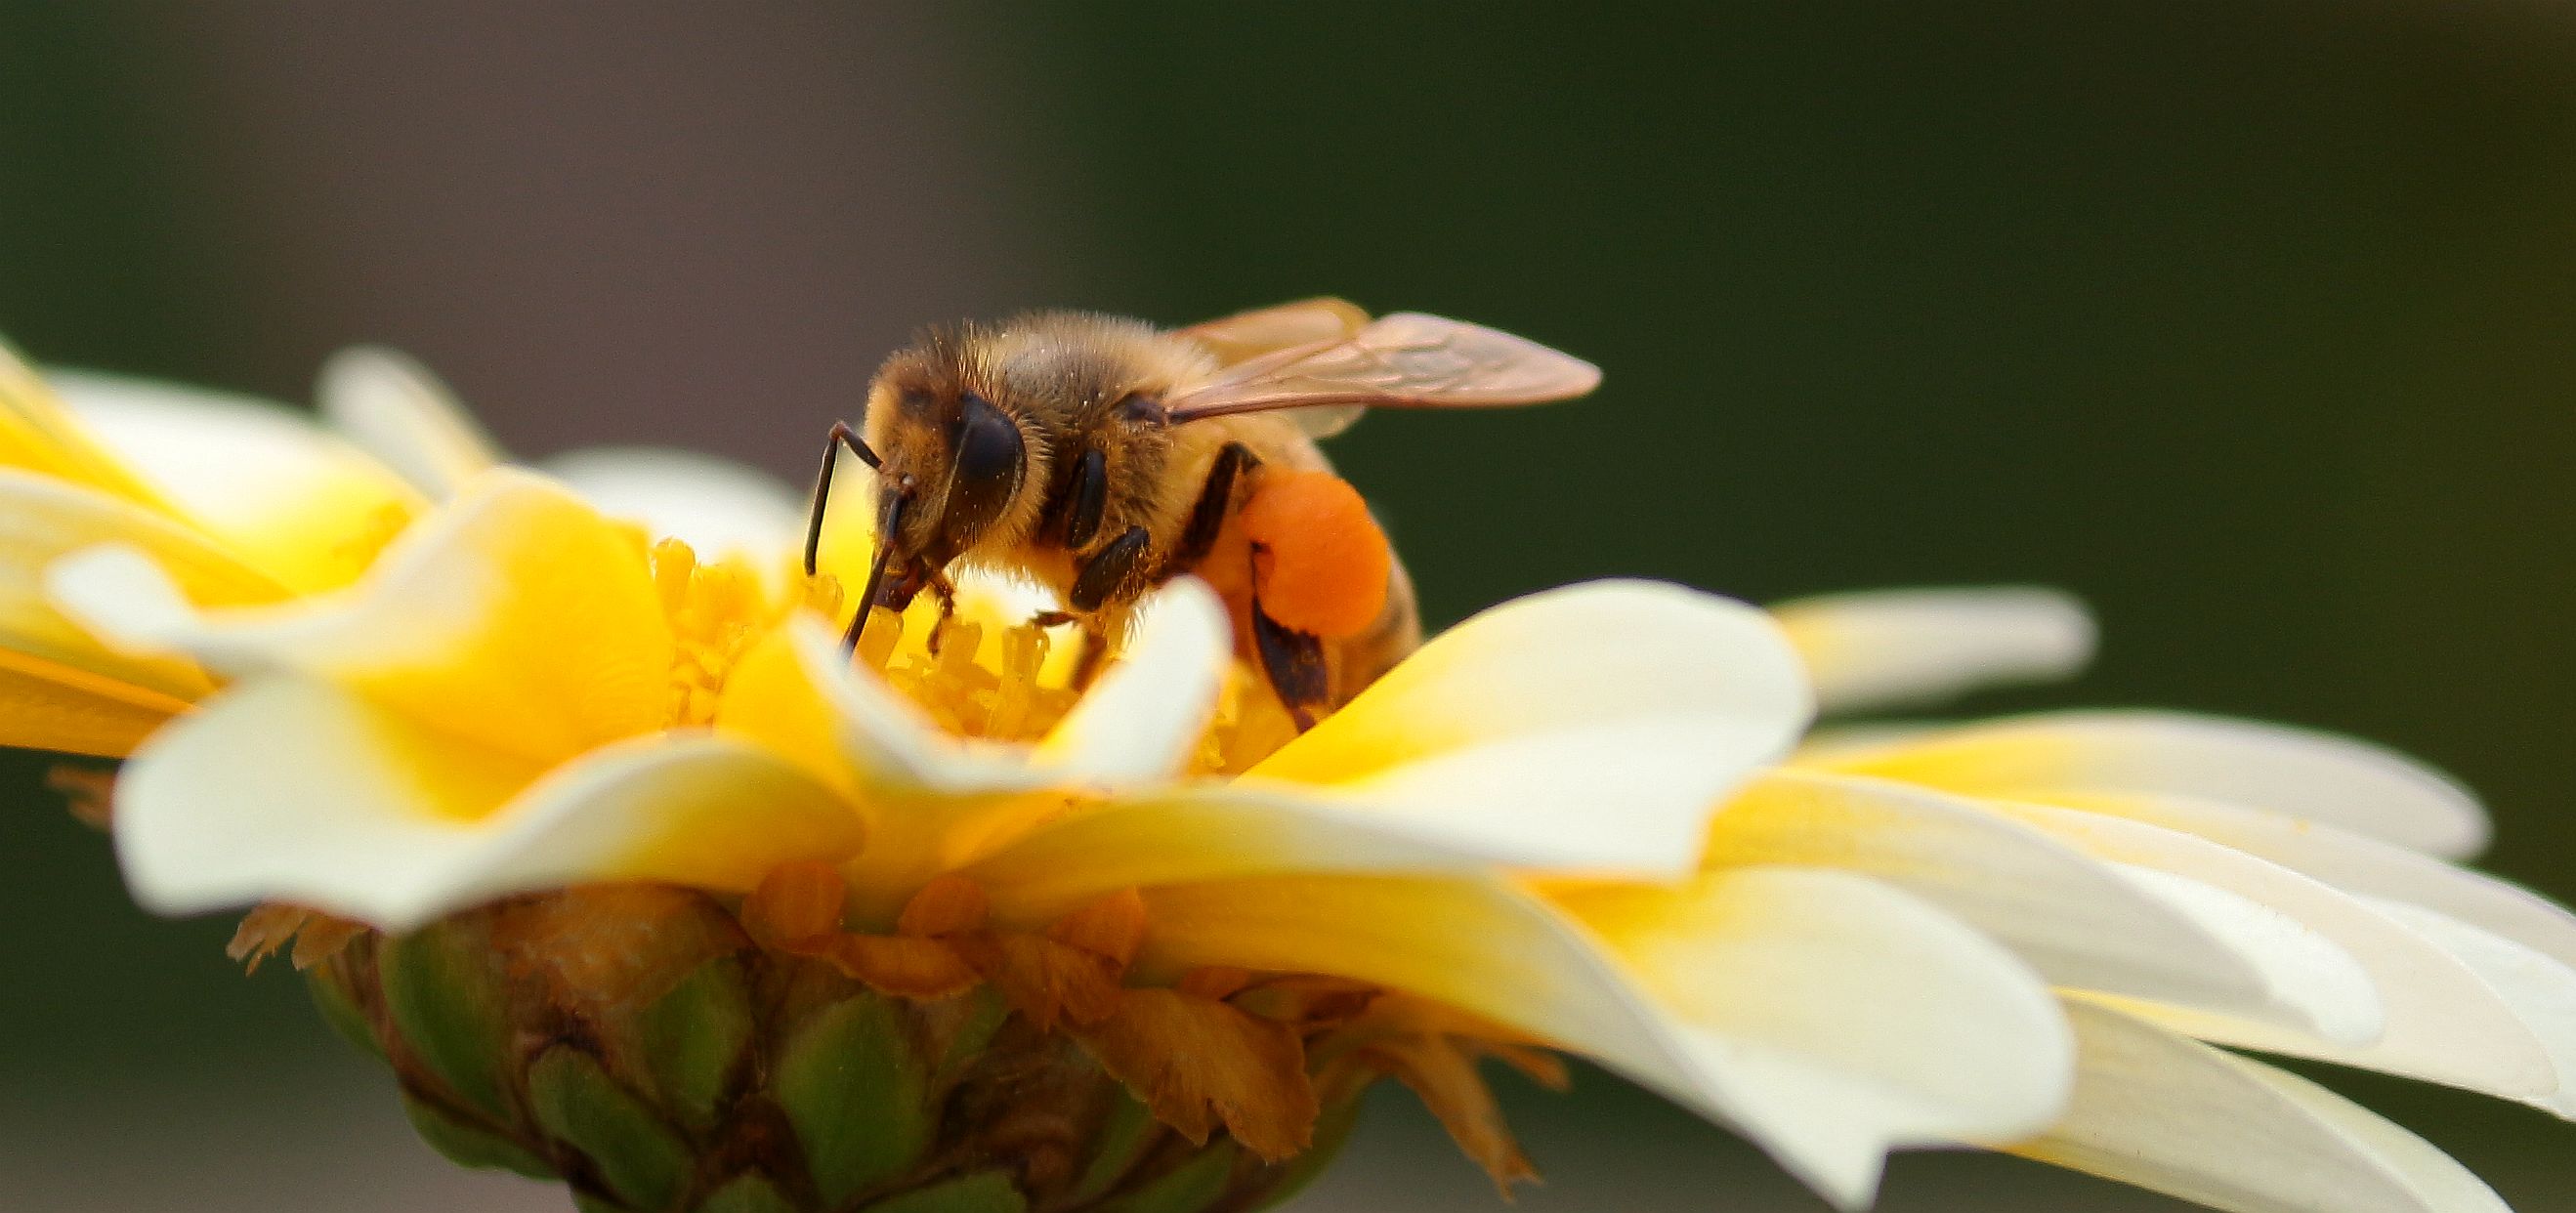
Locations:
52;369;427;593
1773;586;2094;715
712;622;861;800
0;338;165;506
1808;710;2488;858
0;648;186;757
118;675;861;931
1238;580;1811;877
716;589;1229;894
1030;579;1230;785
51;470;674;766
1557;867;2073;1209
2014;1001;2507;1213
966;795;1494;924
316;346;504;499
0;469;282;701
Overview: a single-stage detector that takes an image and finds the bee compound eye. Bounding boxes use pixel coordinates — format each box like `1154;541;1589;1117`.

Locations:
943;393;1027;540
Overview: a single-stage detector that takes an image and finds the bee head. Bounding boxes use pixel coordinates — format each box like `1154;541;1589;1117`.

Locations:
861;344;1040;584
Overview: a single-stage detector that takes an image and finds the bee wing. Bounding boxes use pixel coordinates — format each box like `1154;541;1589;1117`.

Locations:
1177;297;1372;366
1162;313;1600;434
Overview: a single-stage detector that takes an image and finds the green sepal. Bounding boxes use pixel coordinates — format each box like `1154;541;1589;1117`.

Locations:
860;1170;1027;1213
1066;1089;1159;1205
573;1193;636;1213
929;985;1010;1088
306;969;386;1063
639;955;754;1130
528;1045;692;1212
379;924;514;1119
1101;1142;1239;1213
776;993;931;1205
696;1173;798;1213
400;1091;553;1180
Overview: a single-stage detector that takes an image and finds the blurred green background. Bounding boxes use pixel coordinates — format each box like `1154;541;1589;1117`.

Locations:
4;4;2573;1209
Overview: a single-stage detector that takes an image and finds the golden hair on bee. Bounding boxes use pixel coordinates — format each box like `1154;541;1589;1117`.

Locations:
804;298;1598;728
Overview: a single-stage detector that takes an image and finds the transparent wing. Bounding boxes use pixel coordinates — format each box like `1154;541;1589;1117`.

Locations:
1163;313;1599;431
1176;297;1372;367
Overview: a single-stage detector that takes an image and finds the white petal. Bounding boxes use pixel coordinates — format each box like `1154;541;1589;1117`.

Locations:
1031;578;1230;786
1811;710;2488;858
2042;789;2576;976
118;676;863;932
2106;863;2381;1046
316;346;504;498
2010;804;2559;1104
544;445;804;569
1238;579;1812;877
1558;867;2073;1209
1773;586;2094;715
2015;1001;2508;1213
49;369;427;594
1710;771;2366;1039
2369;899;2576;1118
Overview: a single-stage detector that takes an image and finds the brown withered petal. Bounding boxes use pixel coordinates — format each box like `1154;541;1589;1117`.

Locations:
46;763;115;830
820;933;982;999
228;903;310;973
1364;1033;1541;1194
1045;887;1148;968
895;873;990;937
1173;965;1256;1001
1483;1041;1574;1093
1077;987;1320;1163
742;860;847;945
955;933;1125;1030
288;912;368;971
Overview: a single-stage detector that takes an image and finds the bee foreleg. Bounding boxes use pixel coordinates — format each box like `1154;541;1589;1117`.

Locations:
1069;525;1153;613
921;567;961;655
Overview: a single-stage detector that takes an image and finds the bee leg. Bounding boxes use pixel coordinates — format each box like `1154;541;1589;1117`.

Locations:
1070;621;1115;690
1155;442;1256;583
802;421;880;577
922;567;961;655
1027;609;1078;629
1070;525;1154;613
1249;587;1327;732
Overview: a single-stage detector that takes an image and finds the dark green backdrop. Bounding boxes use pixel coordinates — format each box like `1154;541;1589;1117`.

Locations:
4;5;2571;1210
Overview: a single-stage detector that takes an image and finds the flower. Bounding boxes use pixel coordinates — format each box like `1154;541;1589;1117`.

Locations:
8;337;2571;1213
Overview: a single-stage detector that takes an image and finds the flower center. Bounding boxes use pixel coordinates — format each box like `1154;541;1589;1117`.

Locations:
819;576;1302;774
649;537;771;728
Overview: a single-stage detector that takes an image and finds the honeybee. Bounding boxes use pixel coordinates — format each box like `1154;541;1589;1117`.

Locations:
804;298;1598;727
